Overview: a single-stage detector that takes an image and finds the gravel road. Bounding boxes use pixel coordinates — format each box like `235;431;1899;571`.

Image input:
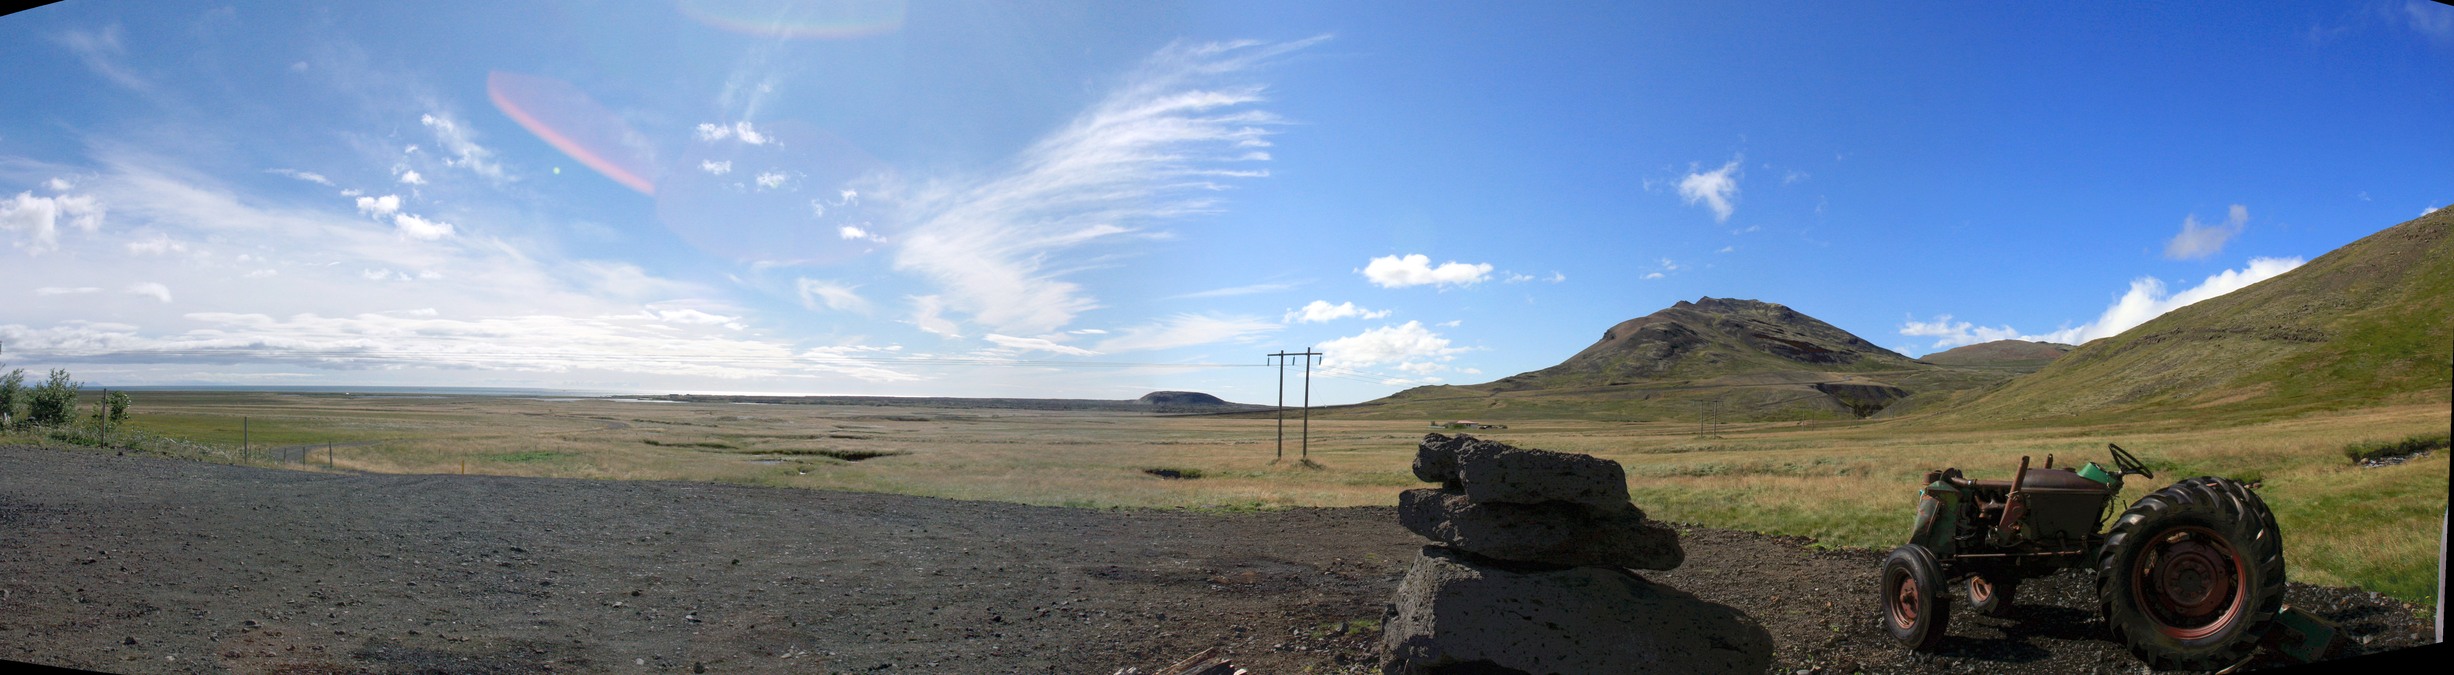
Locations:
0;445;2433;673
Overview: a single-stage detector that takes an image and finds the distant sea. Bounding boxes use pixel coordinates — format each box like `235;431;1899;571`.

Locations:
106;385;632;397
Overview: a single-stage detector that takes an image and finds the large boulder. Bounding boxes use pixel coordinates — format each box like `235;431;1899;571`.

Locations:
1455;442;1629;508
1398;488;1683;571
1413;433;1476;485
1381;546;1772;675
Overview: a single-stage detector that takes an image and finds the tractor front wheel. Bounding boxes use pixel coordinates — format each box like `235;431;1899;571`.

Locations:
1967;573;2019;617
2094;476;2285;671
1881;544;1951;651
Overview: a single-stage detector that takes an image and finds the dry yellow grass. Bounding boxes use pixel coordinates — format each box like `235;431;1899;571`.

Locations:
45;392;2446;605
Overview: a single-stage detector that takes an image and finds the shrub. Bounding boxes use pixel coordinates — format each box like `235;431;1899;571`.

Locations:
106;390;131;426
2342;432;2452;463
0;368;22;427
24;369;80;427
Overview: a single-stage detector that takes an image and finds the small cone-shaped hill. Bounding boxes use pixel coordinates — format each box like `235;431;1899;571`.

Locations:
1355;298;2016;421
1939;211;2453;423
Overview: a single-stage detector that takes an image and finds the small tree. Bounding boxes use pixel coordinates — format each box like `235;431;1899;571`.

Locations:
25;369;81;427
107;390;132;427
0;368;23;429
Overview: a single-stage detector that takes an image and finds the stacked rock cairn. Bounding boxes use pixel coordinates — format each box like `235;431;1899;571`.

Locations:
1379;433;1773;675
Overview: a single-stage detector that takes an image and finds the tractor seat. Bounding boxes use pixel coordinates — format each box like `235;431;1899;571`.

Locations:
1966;468;2109;494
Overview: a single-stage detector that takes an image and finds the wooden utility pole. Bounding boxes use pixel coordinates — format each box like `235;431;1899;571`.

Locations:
1267;350;1323;462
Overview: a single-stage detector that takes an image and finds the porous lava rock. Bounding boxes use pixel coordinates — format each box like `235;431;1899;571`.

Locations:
1382;434;1769;674
1381;546;1772;675
1397;487;1682;571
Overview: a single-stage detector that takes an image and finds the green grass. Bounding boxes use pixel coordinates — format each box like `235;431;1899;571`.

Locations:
2341;432;2450;463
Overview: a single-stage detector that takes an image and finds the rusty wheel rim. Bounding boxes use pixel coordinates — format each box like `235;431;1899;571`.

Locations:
1968;576;1993;605
2131;525;2247;640
1891;575;1920;629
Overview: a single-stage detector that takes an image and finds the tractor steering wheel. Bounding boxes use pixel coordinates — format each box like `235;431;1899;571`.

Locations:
2109;443;2152;479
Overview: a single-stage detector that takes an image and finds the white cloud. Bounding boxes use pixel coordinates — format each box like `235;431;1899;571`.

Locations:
1678;155;1742;222
700;160;733;175
1095;313;1282;353
755;171;789;189
1899;256;2306;349
1361;254;1493;288
1436;319;1462;328
392;213;455;240
123;232;187;255
1069;328;1108;335
2163;204;2248;260
1898;314;2027;350
35;286;102;295
837;224;881;242
419;113;507;180
1782;169;1809;186
1317;321;1466;375
1172;281;1298;299
123;282;171;303
1546;272;1566;283
1504;272;1535;283
59;24;150;93
984;333;1099;356
266;168;334;186
397;170;426;185
1718;245;1735;254
2424;204;2443;217
640;306;743;330
1;190;105;253
890;37;1320;336
1285;300;1389;323
43;178;74;191
354;194;401;217
795;278;870;314
1642;272;1664;280
696;121;770;145
909;295;962;338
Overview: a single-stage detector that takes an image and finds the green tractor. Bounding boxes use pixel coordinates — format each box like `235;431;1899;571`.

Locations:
1879;444;2328;670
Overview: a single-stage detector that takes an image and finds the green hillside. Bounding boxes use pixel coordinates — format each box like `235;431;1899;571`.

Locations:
1928;211;2453;425
1334;298;2023;422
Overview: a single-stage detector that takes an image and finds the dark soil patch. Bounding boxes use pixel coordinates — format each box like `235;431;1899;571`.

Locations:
1143;468;1204;479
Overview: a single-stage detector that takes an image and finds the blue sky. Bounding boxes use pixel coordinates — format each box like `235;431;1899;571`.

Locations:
2;1;2448;404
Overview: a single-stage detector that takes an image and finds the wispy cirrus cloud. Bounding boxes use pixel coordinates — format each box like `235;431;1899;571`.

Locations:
795;278;870;313
887;37;1325;337
1095;313;1281;353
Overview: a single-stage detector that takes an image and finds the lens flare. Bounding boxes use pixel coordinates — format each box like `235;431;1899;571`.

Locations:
676;0;904;39
488;71;659;195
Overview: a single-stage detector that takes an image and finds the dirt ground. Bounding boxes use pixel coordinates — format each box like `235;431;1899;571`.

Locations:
0;445;2434;674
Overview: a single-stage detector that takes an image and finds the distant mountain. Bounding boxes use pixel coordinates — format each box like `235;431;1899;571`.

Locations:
1934;211;2452;423
1136;391;1229;406
1349;298;2020;421
1921;340;2074;369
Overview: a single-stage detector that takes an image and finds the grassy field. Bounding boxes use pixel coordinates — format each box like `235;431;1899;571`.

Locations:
9;391;2443;607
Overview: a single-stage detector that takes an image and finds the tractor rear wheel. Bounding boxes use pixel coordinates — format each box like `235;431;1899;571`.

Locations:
1967;573;2019;617
1880;544;1951;651
2095;476;2285;671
